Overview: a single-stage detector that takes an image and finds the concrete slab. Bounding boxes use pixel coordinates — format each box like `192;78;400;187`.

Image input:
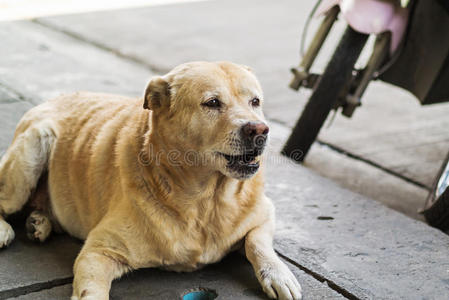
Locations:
263;149;449;299
0;20;152;104
37;0;449;190
33;0;306;113
9;254;344;300
305;143;428;221
269;122;428;221
0;223;81;299
317;81;449;189
0;19;156;154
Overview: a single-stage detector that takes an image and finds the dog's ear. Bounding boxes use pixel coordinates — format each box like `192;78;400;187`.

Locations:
143;76;170;110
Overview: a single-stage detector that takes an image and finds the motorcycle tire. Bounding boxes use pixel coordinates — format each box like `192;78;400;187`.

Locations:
423;152;449;232
282;26;368;162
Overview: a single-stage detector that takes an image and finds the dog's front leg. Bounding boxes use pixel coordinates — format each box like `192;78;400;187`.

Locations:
245;216;302;300
71;244;130;300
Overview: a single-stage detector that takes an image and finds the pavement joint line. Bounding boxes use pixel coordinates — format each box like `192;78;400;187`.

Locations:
268;116;431;191
315;140;431;191
31;18;171;75
0;276;73;299
0;82;34;104
276;250;357;300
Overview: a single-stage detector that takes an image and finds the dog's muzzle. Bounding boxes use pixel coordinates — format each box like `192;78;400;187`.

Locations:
219;122;269;178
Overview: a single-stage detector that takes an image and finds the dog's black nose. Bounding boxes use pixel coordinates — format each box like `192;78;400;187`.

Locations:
241;122;269;139
241;122;269;153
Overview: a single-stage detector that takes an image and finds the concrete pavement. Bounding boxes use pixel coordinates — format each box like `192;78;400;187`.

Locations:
1;0;449;299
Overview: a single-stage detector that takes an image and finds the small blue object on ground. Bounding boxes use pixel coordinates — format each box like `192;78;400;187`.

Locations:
182;288;217;300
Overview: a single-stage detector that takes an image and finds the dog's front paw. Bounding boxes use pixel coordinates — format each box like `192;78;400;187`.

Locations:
0;219;15;248
257;260;302;300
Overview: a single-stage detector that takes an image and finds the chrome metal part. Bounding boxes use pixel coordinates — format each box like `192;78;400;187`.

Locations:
342;32;391;117
436;160;449;199
290;6;339;90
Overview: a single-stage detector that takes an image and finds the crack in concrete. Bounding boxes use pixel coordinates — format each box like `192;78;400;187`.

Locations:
268;117;430;191
315;140;431;191
0;277;72;299
276;251;359;300
0;82;34;104
31;19;170;75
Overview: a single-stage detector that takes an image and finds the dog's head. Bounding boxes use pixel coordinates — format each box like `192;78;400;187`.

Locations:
144;61;269;180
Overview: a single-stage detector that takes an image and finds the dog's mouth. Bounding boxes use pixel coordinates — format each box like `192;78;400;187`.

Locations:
218;151;261;177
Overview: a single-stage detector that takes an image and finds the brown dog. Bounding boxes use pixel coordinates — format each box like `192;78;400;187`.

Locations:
0;61;302;299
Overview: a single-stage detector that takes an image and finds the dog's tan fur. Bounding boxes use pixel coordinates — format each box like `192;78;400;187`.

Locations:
0;62;301;299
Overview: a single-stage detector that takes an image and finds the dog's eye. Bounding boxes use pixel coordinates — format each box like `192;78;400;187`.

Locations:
202;98;221;109
250;97;260;107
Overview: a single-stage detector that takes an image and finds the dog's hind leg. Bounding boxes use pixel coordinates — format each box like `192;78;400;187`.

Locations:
25;172;54;242
0;120;56;248
26;210;52;242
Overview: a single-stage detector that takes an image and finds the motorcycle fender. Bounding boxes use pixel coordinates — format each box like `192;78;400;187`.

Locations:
316;0;408;52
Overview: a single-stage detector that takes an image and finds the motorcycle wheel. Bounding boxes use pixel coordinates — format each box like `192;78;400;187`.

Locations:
282;26;368;162
423;152;449;232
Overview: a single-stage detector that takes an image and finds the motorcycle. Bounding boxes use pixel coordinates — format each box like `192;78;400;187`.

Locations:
283;0;449;231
